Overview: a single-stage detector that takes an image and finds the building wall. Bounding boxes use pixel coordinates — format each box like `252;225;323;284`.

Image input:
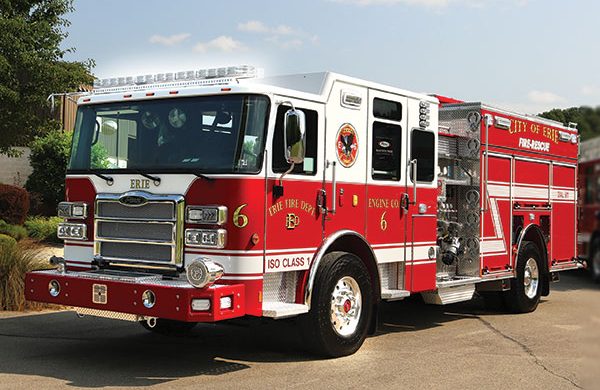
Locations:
0;147;32;187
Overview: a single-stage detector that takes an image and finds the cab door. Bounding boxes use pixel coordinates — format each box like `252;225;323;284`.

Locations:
264;98;325;274
364;90;408;291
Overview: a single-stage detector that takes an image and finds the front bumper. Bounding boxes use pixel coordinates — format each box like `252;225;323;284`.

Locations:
25;270;245;322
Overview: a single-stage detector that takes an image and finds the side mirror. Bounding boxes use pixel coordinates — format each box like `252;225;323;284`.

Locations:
284;108;306;164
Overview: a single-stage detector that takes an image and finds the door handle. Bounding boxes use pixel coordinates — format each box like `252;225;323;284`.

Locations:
401;193;409;215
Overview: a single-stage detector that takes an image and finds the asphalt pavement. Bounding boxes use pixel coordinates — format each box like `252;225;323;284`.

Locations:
0;269;597;389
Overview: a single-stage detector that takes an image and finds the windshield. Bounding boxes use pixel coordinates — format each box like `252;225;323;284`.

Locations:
69;94;270;174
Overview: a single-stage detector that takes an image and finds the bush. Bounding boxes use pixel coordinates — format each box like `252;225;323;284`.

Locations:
0;241;52;311
25;130;72;216
0;220;28;241
0;183;30;224
24;216;62;243
0;234;17;250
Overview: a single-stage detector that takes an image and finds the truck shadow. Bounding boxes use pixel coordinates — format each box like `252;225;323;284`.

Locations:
0;281;587;388
551;268;600;292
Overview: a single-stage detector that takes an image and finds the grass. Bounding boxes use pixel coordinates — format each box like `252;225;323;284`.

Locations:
0;240;54;311
24;216;62;243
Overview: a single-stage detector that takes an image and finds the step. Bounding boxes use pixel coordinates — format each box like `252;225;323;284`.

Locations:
381;289;410;301
262;302;309;319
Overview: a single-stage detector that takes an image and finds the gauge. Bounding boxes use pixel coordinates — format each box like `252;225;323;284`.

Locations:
168;108;187;128
141;111;160;129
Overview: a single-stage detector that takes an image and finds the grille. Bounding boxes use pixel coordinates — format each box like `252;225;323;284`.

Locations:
97;201;174;220
95;192;184;267
100;242;173;262
97;221;173;242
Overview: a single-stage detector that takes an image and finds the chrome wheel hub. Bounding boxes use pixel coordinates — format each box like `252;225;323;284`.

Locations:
330;276;362;337
523;258;539;299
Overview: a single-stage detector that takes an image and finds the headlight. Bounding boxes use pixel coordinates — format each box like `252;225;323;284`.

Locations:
57;202;88;219
185;228;226;248
186;258;224;288
186;206;227;225
57;223;87;240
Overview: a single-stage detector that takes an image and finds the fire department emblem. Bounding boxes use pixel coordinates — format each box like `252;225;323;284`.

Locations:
336;123;358;168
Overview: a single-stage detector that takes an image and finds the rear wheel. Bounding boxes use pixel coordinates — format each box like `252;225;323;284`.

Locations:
300;251;373;357
140;318;197;336
505;241;542;313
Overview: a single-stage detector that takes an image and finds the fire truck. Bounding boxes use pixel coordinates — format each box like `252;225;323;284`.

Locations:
26;66;581;357
577;137;600;282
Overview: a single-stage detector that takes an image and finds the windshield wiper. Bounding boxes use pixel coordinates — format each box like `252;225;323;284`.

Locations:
134;170;161;185
191;171;215;182
92;172;114;185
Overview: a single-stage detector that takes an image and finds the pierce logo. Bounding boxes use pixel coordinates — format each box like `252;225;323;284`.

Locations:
119;195;147;206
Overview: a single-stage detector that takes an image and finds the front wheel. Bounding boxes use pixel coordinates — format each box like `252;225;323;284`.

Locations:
505;241;543;313
300;251;373;357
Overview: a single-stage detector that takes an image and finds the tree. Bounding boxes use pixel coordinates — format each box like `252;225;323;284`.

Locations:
0;0;94;155
539;106;600;141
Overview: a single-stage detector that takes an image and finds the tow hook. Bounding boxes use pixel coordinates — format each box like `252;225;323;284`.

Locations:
146;317;157;328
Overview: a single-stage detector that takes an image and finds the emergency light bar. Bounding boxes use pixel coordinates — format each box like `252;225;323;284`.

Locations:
91;65;262;95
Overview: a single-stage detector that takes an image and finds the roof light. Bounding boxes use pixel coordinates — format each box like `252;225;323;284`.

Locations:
92;65;262;95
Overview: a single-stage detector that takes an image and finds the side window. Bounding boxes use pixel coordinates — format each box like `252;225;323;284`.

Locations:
373;98;402;121
410;129;435;182
372;122;401;181
272;105;317;175
585;175;594;204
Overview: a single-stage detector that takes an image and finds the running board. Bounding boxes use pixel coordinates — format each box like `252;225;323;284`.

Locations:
262;302;309;319
421;283;476;305
381;289;410;301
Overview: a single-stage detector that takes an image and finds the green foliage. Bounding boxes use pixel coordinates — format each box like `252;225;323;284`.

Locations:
24;216;62;243
539;106;600;141
25;130;72;215
0;0;94;155
0;219;28;241
0;234;17;250
91;142;110;169
0;240;52;311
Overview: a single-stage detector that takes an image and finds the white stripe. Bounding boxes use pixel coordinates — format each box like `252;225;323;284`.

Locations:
480;240;506;254
374;245;434;264
184;253;262;274
221;276;263;281
513;186;548;199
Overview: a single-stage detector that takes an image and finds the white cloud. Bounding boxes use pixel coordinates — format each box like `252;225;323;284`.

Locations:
193;36;245;53
527;90;566;105
238;20;298;36
238;20;270;33
237;20;316;49
148;33;191;46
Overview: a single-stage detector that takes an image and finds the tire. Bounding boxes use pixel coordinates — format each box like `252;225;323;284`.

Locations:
589;238;600;283
505;241;543;313
300;251;373;357
140;318;197;336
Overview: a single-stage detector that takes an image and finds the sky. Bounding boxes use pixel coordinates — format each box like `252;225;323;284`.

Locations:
62;0;600;115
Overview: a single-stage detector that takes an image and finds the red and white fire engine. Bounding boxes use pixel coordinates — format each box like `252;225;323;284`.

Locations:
26;66;582;356
577;137;600;282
